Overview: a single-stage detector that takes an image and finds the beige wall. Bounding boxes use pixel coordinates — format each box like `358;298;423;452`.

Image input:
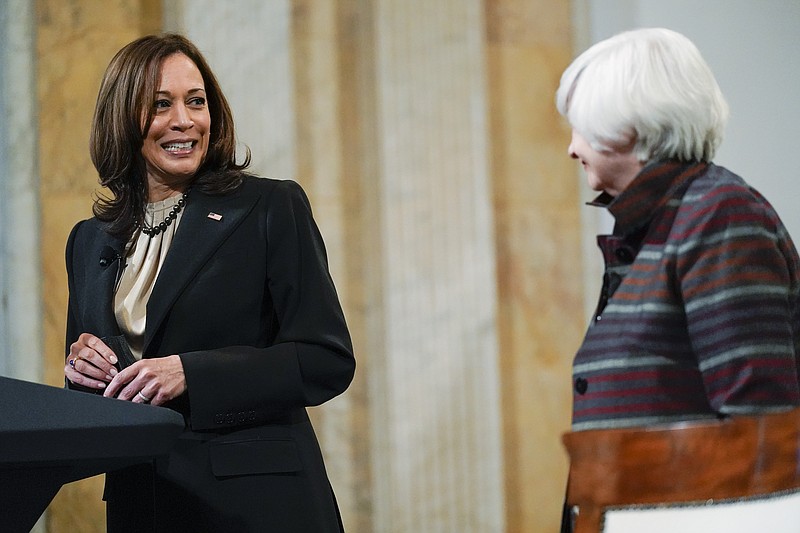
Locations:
36;1;161;531
33;1;582;531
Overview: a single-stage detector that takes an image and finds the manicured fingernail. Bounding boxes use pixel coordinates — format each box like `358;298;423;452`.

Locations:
97;382;106;388
109;368;117;376
110;355;118;364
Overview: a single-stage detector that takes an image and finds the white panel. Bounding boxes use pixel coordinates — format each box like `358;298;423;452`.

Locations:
604;490;800;533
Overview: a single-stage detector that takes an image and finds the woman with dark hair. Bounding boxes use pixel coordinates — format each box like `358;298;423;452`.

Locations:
64;34;354;532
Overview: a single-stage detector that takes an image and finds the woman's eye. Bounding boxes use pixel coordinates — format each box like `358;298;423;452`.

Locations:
189;97;206;107
154;99;170;109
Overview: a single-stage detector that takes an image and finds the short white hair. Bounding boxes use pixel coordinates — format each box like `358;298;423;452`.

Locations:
556;28;729;163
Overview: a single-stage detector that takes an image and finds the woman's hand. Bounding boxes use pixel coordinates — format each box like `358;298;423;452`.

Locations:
103;355;186;406
65;333;119;390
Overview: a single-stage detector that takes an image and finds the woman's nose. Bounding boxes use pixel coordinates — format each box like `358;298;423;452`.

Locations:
171;104;193;130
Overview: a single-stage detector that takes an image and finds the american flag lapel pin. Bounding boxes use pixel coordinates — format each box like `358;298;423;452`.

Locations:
207;212;223;221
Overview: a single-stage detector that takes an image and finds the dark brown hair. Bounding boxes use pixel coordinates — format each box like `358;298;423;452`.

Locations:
90;33;250;238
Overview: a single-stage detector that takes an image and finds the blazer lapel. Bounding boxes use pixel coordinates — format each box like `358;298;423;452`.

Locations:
142;185;260;354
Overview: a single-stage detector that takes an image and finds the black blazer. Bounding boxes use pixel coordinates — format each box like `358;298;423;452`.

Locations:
65;175;355;532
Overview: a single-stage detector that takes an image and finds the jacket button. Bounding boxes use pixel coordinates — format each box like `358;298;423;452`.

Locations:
574;377;588;395
614;246;634;263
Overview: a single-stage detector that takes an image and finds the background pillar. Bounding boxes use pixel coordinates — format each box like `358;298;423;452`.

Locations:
485;1;583;531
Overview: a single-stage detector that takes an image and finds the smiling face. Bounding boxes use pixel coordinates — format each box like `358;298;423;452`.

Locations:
141;53;210;200
568;130;644;197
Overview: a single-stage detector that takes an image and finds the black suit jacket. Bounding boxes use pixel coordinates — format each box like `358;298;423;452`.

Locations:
65;175;355;532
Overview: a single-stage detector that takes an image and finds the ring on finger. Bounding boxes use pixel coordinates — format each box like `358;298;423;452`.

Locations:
137;391;152;403
68;357;80;368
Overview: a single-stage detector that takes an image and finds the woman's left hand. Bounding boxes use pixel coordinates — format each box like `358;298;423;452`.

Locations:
103;355;186;406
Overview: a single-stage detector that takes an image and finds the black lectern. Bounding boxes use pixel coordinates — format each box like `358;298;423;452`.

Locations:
0;376;185;532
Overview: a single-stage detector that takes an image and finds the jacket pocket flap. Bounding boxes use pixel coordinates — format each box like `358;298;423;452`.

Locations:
210;438;302;477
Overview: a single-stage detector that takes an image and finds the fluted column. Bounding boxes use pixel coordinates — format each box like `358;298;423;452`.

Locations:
0;3;42;530
369;1;505;530
0;0;41;383
485;1;584;531
289;1;371;530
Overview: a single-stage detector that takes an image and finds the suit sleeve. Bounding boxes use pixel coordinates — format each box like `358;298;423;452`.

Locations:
179;180;355;430
678;186;800;415
64;220;100;394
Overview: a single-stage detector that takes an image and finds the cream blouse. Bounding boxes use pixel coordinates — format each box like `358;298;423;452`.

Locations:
114;194;185;359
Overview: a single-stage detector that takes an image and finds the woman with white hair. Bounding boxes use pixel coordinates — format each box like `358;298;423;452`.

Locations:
556;27;800;434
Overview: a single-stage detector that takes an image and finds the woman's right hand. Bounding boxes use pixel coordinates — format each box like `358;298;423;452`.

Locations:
65;333;119;390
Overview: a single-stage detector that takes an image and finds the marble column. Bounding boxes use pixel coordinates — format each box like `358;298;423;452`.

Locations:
485;1;585;531
368;1;506;530
1;1;43;531
289;1;371;530
0;0;42;384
